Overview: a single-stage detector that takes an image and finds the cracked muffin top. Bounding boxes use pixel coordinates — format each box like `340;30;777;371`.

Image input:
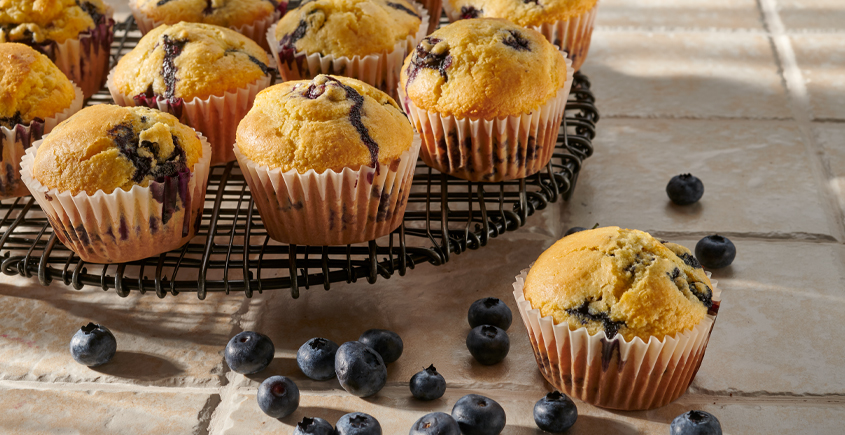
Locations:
0;43;76;128
33;105;204;195
236;74;413;174
0;0;109;45
447;0;596;27
400;18;568;119
131;0;284;29
272;0;421;59
522;226;714;342
112;22;272;102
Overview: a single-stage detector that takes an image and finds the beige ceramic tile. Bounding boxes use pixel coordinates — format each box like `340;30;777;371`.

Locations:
814;123;845;217
777;0;845;31
597;0;763;30
791;35;845;120
585;31;791;119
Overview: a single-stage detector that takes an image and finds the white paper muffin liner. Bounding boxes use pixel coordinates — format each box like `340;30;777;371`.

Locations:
267;1;429;100
398;56;572;182
513;266;722;410
234;141;420;246
19;133;212;264
0;85;84;200
107;69;273;165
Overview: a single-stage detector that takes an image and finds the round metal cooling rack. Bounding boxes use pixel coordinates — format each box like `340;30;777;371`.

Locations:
0;15;599;299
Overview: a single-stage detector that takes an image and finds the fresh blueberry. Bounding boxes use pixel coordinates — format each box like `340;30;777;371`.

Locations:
257;375;300;419
297;337;339;381
409;364;446;401
224;331;274;374
670;410;722;435
69;323;117;367
336;412;382;435
335;341;387;397
294;417;335;435
564;226;587;236
359;329;403;364
409;412;460;435
533;391;577;433
695;235;736;269
467;297;512;330
466;325;509;365
666;174;704;205
451;394;506;435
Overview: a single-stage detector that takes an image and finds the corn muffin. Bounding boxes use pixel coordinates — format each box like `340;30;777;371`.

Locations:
131;0;285;29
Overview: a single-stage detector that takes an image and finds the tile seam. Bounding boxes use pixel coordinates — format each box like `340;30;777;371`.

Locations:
594;26;845;36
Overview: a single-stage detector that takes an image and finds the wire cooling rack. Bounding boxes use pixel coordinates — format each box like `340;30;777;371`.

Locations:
0;15;599;299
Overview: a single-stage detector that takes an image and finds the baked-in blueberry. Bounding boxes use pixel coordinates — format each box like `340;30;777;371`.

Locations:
409;364;446;401
257;375;300;419
670;410;722;435
666;173;704;206
224;331;275;374
335;341;387;397
294;417;335;435
695;235;735;269
297;337;339;381
406;37;453;85
160;34;189;101
466;325;509;365
451;394;506;435
502;30;530;51
410;412;460;435
69;323;117;367
468;297;513;330
460;6;482;18
359;329;403;364
565;300;626;339
336;412;382;435
533;391;577;433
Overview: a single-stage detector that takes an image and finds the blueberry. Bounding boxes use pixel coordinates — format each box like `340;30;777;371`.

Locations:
224;331;275;375
69;323;117;367
336;412;382;435
451;394;506;435
466;325;509;365
467;297;512;330
359;329;403;364
294;417;335;435
335;341;387;397
564;226;587;236
695;235;736;269
670;410;722;435
409;412;460;435
533;391;577;433
409;364;446;401
297;337;339;381
666;174;704;205
257;375;300;419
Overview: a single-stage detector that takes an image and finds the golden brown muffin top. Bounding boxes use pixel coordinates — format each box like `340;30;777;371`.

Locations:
0;42;75;127
447;0;597;27
131;0;282;29
0;0;109;44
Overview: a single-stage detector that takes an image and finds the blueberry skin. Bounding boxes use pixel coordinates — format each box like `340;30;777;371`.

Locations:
564;226;587;236
533;391;577;433
466;325;510;365
294;417;335;435
69;323;117;367
257;375;300;418
224;331;275;375
695;235;736;269
409;412;460;435
467;297;513;330
670;410;722;435
409;364;446;401
335;341;387;397
359;329;403;364
297;337;340;381
666;174;704;205
336;412;382;435
451;394;506;435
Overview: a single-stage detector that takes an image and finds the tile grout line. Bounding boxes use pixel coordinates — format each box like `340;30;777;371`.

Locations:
596;26;845;36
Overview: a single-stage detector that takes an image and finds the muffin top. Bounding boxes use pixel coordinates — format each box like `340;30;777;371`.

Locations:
0;43;76;128
400;18;568;119
0;0;109;45
522;227;714;342
273;0;421;59
448;0;597;27
33;105;204;195
112;22;272;102
131;0;283;29
237;74;413;173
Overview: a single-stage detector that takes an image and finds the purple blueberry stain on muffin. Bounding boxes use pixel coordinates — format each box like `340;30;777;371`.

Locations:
278;12;318;62
565;299;626;339
160;34;188;101
405;37;452;95
0;112;24;129
386;1;420;17
502;30;530;51
76;1;104;24
323;77;381;171
224;49;273;75
202;0;215;15
460;6;482;18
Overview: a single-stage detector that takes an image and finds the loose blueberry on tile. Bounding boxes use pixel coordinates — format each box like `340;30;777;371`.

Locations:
297;337;339;381
670;410;722;435
294;417;335;435
451;394;506;435
468;297;513;330
410;412;460;435
224;331;275;374
409;364;446;401
69;323;117;367
533;391;577;433
335;341;387;397
359;329;403;364
257;375;300;419
466;325;509;365
666;173;704;205
336;412;382;435
564;226;587;236
695;235;736;269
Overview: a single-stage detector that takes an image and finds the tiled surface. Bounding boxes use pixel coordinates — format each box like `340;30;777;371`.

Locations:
814;124;845;217
790;35;845;121
777;0;845;31
597;0;764;30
